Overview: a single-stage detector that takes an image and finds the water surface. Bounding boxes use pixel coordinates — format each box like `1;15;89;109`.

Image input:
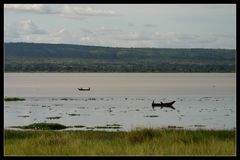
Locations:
4;73;236;131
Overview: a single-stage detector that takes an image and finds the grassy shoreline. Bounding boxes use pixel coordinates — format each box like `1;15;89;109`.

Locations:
4;128;236;156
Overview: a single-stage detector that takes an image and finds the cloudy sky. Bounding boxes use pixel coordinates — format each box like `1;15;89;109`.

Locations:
4;4;236;49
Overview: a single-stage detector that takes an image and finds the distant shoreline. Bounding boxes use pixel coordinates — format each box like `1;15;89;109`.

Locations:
5;42;235;72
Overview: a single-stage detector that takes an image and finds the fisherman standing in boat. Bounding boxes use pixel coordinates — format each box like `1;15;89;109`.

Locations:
152;100;155;110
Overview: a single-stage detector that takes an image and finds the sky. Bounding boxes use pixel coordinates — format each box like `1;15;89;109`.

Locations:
4;4;236;49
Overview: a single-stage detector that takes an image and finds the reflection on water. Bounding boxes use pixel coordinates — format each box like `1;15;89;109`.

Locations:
4;73;236;131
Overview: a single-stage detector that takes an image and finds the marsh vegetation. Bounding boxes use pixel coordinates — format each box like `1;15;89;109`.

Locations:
4;128;235;155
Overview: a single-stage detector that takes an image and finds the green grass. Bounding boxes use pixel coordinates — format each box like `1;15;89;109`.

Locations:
4;97;25;101
4;128;236;156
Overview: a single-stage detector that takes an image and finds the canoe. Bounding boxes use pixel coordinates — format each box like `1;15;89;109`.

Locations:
78;87;90;91
152;101;176;110
152;101;175;107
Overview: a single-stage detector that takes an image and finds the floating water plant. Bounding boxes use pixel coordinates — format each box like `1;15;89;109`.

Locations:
107;124;121;127
95;126;121;129
15;123;67;130
194;125;206;127
17;115;30;118
144;115;159;118
61;98;68;101
88;98;96;101
73;125;85;128
68;114;81;116
46;116;62;120
86;127;95;130
94;124;122;129
4;97;25;101
168;126;184;129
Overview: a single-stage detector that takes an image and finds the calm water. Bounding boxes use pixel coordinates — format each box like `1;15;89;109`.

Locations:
4;73;236;131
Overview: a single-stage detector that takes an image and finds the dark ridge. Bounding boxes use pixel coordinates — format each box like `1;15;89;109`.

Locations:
4;42;236;72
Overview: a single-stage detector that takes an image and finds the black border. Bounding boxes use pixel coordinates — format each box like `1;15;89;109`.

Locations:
2;1;238;159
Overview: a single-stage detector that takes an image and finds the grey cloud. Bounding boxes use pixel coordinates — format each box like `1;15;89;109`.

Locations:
114;31;235;48
144;24;157;28
153;32;209;44
153;32;235;48
80;28;94;35
4;27;21;42
116;32;152;41
128;23;135;27
95;27;122;35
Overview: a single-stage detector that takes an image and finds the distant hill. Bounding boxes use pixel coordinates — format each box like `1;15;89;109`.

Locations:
4;42;236;72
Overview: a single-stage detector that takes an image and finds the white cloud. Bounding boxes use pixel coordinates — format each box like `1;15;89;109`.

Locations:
4;18;235;49
4;4;54;14
80;27;122;40
44;28;80;44
4;4;117;19
18;19;48;34
4;19;48;42
62;5;116;17
14;27;100;46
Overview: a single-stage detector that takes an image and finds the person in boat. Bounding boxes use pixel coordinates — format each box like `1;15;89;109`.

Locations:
78;87;90;91
152;100;176;110
152;100;155;110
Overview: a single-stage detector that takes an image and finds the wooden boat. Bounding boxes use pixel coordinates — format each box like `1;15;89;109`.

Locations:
152;100;175;110
78;87;90;91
